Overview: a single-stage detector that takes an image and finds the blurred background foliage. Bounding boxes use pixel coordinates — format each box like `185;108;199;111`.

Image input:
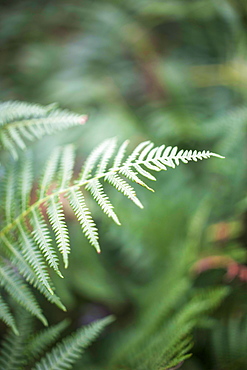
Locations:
1;0;247;369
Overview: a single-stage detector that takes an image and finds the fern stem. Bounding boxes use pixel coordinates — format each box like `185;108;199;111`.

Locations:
2;115;88;130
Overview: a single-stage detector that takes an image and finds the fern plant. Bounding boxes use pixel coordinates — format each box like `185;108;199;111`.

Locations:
0;101;87;159
105;284;229;370
211;314;247;370
0;101;225;369
0;308;114;370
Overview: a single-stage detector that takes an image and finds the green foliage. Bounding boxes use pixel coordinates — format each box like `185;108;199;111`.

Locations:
0;310;114;370
211;315;247;370
0;103;224;338
108;287;229;370
1;1;247;368
0;101;87;159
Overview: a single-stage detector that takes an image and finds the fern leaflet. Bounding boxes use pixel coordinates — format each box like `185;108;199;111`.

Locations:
0;101;87;158
33;316;114;370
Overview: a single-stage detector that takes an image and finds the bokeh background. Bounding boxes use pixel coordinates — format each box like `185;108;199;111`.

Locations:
1;1;247;369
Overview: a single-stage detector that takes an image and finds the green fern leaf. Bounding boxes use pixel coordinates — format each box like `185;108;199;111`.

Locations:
0;308;32;370
0;138;224;325
31;208;62;278
47;197;70;269
1;131;18;159
58;145;75;190
105;173;144;209
124;141;151;165
19;156;33;213
96;137;117;175
33;316;114;370
1;139;223;258
0;294;18;335
112;139;129;168
39;147;61;199
26;319;69;362
0;234;65;311
79;139;111;182
17;222;53;294
68;188;100;253
119;167;154;191
86;179;121;225
133;163;157;181
0;101;88;158
0;264;47;326
4;166;16;224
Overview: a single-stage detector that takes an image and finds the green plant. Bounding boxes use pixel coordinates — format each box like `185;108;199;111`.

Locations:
211;314;247;370
0;101;226;369
0;309;114;370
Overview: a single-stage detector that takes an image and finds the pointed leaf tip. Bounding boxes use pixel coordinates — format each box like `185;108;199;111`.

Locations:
13;327;19;336
57;270;64;279
80;115;88;124
42;317;48;326
210;153;225;159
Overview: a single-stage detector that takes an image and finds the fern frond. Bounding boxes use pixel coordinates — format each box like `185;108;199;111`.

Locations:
111;286;228;370
19;155;33;213
39;147;61;199
163;351;192;370
0;294;18;335
0;264;47;326
0;235;65;311
17;222;53;294
119;167;153;191
96;137;117;175
1;131;17;158
47;197;70;268
31;209;62;278
79;139;111;182
0;308;32;370
105;173;144;209
0;138;223;327
68;188;100;253
212;314;247;368
113;139;129;168
1;138;223;262
4;165;16;224
26;319;69;362
86;179;121;225
58;145;75;190
33;316;114;370
124;140;152;165
0;101;87;158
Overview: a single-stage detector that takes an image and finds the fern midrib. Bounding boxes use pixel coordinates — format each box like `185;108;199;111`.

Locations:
2;118;55;130
2;114;82;130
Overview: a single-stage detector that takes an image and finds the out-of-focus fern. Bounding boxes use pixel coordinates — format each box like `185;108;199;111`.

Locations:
211;315;247;370
0;310;114;370
0;101;87;159
106;282;228;370
79;200;229;370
